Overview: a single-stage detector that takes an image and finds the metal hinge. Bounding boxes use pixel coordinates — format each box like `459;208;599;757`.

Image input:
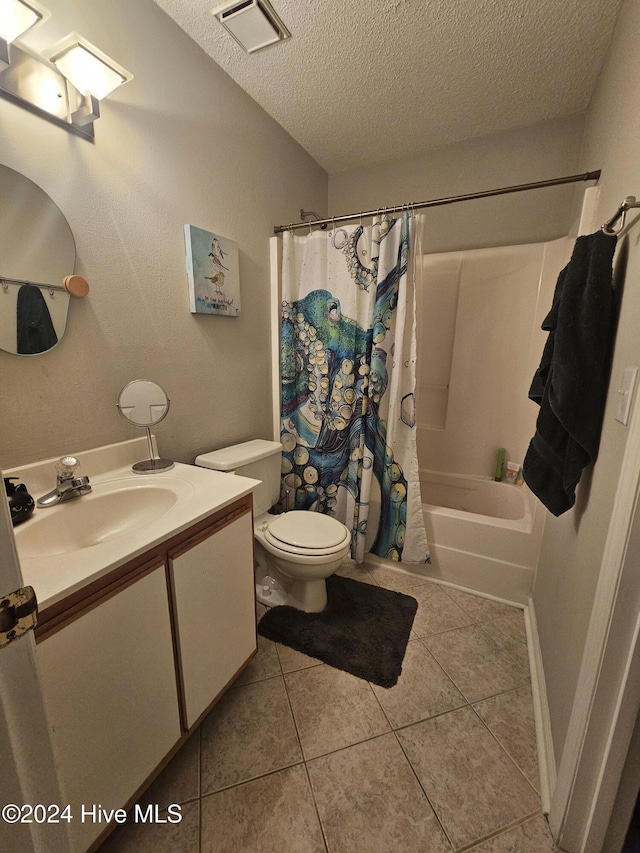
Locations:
0;586;38;649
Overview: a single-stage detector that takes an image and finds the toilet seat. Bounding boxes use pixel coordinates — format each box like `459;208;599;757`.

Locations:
264;511;350;556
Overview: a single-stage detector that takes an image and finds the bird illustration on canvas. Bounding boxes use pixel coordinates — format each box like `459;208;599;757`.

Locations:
209;238;229;271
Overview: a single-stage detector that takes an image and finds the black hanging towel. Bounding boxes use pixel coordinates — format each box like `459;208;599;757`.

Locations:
523;230;617;516
16;284;58;354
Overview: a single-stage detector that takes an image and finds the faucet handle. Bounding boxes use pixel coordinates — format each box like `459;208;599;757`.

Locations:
55;456;80;480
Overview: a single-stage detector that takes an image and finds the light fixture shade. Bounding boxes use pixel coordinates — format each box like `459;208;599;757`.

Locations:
51;42;129;100
0;0;42;43
213;0;290;54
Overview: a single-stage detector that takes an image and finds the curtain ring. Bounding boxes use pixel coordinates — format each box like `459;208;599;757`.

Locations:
1;281;8;292
359;211;363;226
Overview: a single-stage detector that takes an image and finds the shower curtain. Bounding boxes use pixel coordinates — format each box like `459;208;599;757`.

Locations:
280;212;429;564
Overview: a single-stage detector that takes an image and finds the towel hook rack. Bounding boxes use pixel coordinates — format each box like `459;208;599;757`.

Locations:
602;196;640;235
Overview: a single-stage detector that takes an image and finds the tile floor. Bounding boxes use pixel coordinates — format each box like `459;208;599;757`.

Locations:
100;563;562;853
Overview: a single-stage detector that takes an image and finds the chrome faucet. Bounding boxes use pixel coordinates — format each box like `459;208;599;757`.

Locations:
37;456;92;507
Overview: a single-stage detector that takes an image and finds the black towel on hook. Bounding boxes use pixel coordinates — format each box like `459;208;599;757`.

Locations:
523;230;617;516
16;284;58;354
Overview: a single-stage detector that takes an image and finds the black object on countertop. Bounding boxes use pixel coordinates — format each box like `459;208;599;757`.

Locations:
4;477;35;526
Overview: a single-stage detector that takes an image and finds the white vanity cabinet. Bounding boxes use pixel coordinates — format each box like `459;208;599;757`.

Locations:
169;507;256;728
33;494;257;852
36;561;182;853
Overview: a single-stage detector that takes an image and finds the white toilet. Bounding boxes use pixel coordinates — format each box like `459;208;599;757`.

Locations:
195;439;351;612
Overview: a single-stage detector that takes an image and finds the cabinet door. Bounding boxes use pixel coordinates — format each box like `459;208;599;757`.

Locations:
169;511;257;729
37;565;181;853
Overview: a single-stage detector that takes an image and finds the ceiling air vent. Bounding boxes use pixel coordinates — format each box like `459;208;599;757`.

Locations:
212;0;291;54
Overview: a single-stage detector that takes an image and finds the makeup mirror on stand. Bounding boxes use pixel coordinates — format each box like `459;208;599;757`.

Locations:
116;380;174;473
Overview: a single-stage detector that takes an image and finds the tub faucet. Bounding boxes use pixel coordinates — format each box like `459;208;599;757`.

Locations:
37;456;92;507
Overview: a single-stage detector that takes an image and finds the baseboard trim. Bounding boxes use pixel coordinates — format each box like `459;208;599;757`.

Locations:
363;551;525;609
525;595;556;814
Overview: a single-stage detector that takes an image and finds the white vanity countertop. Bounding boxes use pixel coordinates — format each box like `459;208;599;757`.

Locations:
6;438;260;611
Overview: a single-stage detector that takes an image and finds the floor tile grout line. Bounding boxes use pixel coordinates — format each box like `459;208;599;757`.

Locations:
302;728;397;763
301;760;331;853
390;701;473;734
412;615;502;644
411;636;469;702
454;808;544;852
417;622;531;688
280;667;308;764
228;669;285;692
468;701;542;798
411;619;475;642
364;673;396;731
272;637;286;677
438;585;523;616
394;708;544;852
274;640;324;675
415;640;517;708
199;758;307;799
476;618;529;653
390;726;456;850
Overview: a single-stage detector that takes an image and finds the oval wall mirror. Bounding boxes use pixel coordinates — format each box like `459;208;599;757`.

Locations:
116;380;174;473
0;164;76;356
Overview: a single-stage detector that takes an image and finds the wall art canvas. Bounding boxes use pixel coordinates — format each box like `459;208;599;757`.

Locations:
184;224;241;316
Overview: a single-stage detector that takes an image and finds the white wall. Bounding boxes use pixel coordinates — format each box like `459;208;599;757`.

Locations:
0;0;326;470
533;0;640;769
329;114;586;254
417;238;571;479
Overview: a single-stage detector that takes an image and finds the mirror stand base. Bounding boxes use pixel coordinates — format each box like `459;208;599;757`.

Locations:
132;458;175;474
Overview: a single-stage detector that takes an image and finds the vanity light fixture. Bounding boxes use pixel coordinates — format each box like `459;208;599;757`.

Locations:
0;26;132;138
50;37;131;126
212;0;291;54
51;43;127;100
0;0;43;70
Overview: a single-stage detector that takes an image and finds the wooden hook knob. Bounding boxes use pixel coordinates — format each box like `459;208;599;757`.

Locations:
63;275;90;297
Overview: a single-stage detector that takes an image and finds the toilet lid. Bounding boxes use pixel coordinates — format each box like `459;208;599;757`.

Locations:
267;511;348;550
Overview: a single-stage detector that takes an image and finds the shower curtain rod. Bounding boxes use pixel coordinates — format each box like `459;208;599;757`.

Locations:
273;170;601;234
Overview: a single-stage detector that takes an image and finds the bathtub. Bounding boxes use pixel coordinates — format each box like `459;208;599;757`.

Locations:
418;470;545;604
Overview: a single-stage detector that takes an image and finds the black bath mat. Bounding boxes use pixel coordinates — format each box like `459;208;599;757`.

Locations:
257;574;417;688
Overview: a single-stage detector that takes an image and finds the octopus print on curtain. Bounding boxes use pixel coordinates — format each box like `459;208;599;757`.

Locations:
280;213;429;564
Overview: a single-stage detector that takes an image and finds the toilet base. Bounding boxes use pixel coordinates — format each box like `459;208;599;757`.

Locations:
255;576;288;608
255;574;328;612
286;578;327;613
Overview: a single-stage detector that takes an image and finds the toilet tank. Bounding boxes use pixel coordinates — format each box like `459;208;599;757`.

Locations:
195;439;281;516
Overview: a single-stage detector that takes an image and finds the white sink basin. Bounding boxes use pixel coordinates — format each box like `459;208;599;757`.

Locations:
15;477;195;558
5;440;260;612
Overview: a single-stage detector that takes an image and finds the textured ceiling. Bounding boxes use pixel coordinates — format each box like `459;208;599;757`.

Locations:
153;0;623;173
